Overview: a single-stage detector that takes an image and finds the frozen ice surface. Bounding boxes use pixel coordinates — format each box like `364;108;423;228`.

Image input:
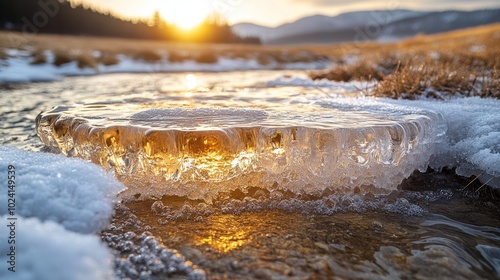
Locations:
0;216;116;280
0;146;125;233
36;92;441;201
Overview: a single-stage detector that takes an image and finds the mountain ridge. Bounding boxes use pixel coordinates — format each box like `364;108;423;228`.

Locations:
232;8;500;45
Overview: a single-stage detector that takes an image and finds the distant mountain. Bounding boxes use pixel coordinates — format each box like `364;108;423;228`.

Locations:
233;9;500;45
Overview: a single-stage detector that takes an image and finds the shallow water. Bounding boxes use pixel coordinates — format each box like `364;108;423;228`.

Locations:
1;71;499;279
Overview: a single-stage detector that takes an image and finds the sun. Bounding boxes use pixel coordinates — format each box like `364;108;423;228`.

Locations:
159;0;212;30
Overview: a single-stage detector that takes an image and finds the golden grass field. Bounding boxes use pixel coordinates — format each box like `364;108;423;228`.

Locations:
1;23;499;98
310;24;500;98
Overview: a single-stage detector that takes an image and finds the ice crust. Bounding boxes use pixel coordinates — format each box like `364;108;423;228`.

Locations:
382;97;500;188
36;99;441;202
0;216;115;280
0;146;125;233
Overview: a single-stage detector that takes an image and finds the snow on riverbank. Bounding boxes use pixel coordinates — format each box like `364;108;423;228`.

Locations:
0;146;125;233
0;146;124;279
386;97;500;188
0;216;116;280
0;49;331;83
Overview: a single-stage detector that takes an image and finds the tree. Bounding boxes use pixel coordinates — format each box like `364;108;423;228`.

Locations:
152;10;165;29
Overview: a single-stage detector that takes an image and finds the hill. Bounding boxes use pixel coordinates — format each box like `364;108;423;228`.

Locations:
233;8;500;44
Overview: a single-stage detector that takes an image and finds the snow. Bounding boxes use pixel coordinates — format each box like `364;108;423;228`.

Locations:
382;97;500;188
0;216;115;280
0;50;331;83
0;146;122;279
0;146;125;233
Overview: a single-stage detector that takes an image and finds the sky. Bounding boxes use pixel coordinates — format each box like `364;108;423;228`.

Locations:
77;0;500;27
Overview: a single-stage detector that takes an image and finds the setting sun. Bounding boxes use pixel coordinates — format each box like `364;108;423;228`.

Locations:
159;0;212;30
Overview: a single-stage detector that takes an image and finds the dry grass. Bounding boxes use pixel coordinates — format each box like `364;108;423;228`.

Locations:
52;51;72;67
167;50;219;64
193;51;218;64
30;49;46;65
130;50;162;63
75;53;98;69
310;23;500;99
51;50;98;69
371;58;478;99
310;61;384;82
97;52;119;66
167;51;188;63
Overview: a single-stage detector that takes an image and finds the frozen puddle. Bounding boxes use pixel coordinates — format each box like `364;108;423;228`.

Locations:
36;90;442;202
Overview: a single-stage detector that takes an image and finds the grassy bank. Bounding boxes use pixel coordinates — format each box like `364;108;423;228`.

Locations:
310;24;500;99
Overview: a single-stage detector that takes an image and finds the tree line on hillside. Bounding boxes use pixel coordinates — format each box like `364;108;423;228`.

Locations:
0;0;260;44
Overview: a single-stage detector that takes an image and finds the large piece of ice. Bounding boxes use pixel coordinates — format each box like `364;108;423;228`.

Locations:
0;146;125;233
0;216;115;280
36;91;441;201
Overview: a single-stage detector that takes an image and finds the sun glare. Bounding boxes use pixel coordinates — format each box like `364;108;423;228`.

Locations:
159;0;212;30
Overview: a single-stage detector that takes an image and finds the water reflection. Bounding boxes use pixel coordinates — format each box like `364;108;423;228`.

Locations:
122;185;500;279
196;215;249;253
184;73;198;91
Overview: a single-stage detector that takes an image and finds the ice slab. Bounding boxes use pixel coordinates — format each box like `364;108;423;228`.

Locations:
0;216;115;280
0;146;125;233
36;90;441;202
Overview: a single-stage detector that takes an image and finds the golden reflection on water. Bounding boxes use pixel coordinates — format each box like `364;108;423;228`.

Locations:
198;231;247;253
185;74;198;91
193;215;249;253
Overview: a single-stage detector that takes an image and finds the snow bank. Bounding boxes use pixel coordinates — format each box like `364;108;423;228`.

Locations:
0;216;115;280
0;146;125;233
384;97;500;188
0;49;331;83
